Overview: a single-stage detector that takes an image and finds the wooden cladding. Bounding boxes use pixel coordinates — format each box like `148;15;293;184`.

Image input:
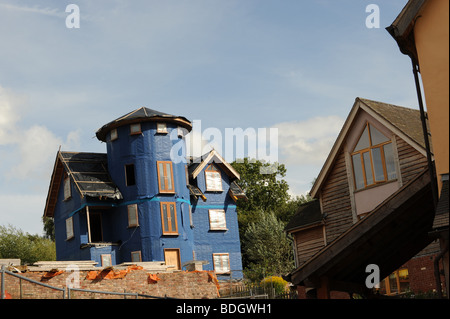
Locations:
321;150;354;244
293;226;325;266
395;136;428;184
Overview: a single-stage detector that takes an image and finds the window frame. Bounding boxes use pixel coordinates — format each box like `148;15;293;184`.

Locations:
157;161;175;193
208;209;227;230
101;254;112;267
125;164;136;186
66;216;74;240
64;173;72;201
110;128;118;141
351;122;397;190
156;122;168;134
160;202;178;235
205;164;223;192
213;253;230;274
131;251;142;263
130;123;142;135
127;204;139;227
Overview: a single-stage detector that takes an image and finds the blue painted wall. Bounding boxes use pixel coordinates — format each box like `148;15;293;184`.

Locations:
191;165;244;279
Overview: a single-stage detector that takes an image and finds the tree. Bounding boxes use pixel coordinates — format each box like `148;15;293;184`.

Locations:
242;211;294;281
231;159;290;236
0;224;56;265
42;217;55;241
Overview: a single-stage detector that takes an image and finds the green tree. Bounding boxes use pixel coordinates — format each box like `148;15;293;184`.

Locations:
231;159;290;236
242;211;294;281
42;217;55;241
0;224;56;265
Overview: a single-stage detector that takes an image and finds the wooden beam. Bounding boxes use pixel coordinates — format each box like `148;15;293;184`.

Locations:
86;206;92;243
317;276;330;299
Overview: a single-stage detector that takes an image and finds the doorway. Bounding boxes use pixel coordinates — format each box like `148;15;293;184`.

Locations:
164;248;181;270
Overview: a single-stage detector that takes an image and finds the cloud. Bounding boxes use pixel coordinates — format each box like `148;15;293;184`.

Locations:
0;85;80;181
0;3;65;18
273;115;345;166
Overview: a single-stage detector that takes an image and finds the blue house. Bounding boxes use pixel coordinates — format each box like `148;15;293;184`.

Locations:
43;107;245;279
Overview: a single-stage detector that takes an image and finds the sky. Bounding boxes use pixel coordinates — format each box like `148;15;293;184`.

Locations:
0;0;418;235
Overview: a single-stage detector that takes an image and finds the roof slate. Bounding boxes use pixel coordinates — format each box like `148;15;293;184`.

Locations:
359;98;428;150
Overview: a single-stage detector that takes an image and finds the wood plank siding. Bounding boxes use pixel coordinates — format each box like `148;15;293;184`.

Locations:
396;136;428;184
319;136;428;246
321;150;354;244
294;226;325;266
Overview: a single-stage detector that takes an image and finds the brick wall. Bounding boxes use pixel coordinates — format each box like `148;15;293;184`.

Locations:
404;253;445;294
3;269;219;299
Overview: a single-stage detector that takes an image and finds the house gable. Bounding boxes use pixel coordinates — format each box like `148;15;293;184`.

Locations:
43;151;122;218
309;97;429;243
310;97;428;199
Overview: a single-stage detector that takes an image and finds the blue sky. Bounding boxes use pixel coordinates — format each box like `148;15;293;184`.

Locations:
0;0;417;235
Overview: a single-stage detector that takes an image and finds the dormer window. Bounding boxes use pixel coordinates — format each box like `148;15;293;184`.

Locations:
205;164;223;191
351;123;397;190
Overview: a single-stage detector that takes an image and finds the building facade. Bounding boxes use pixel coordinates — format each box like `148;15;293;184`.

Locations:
285;98;442;298
387;0;449;297
43;107;244;279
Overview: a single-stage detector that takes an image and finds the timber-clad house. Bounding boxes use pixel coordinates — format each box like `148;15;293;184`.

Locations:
43;107;246;279
285;97;442;298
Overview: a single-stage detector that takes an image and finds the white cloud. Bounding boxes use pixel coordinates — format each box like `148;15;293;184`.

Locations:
273;115;344;166
0;3;65;18
0;85;80;181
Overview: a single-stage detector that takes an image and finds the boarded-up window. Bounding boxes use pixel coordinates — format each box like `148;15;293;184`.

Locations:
101;254;112;267
130;123;141;135
64;174;71;200
157;161;175;193
205;164;222;191
131;251;142;262
213;253;230;274
157;122;168;134
209;209;226;230
160;202;178;235
110;128;118;141
66;217;74;240
127;204;139;227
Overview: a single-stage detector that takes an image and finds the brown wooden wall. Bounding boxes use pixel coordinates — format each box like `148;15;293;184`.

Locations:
320;150;354;244
294;135;430;268
396;136;428;185
293;226;325;266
